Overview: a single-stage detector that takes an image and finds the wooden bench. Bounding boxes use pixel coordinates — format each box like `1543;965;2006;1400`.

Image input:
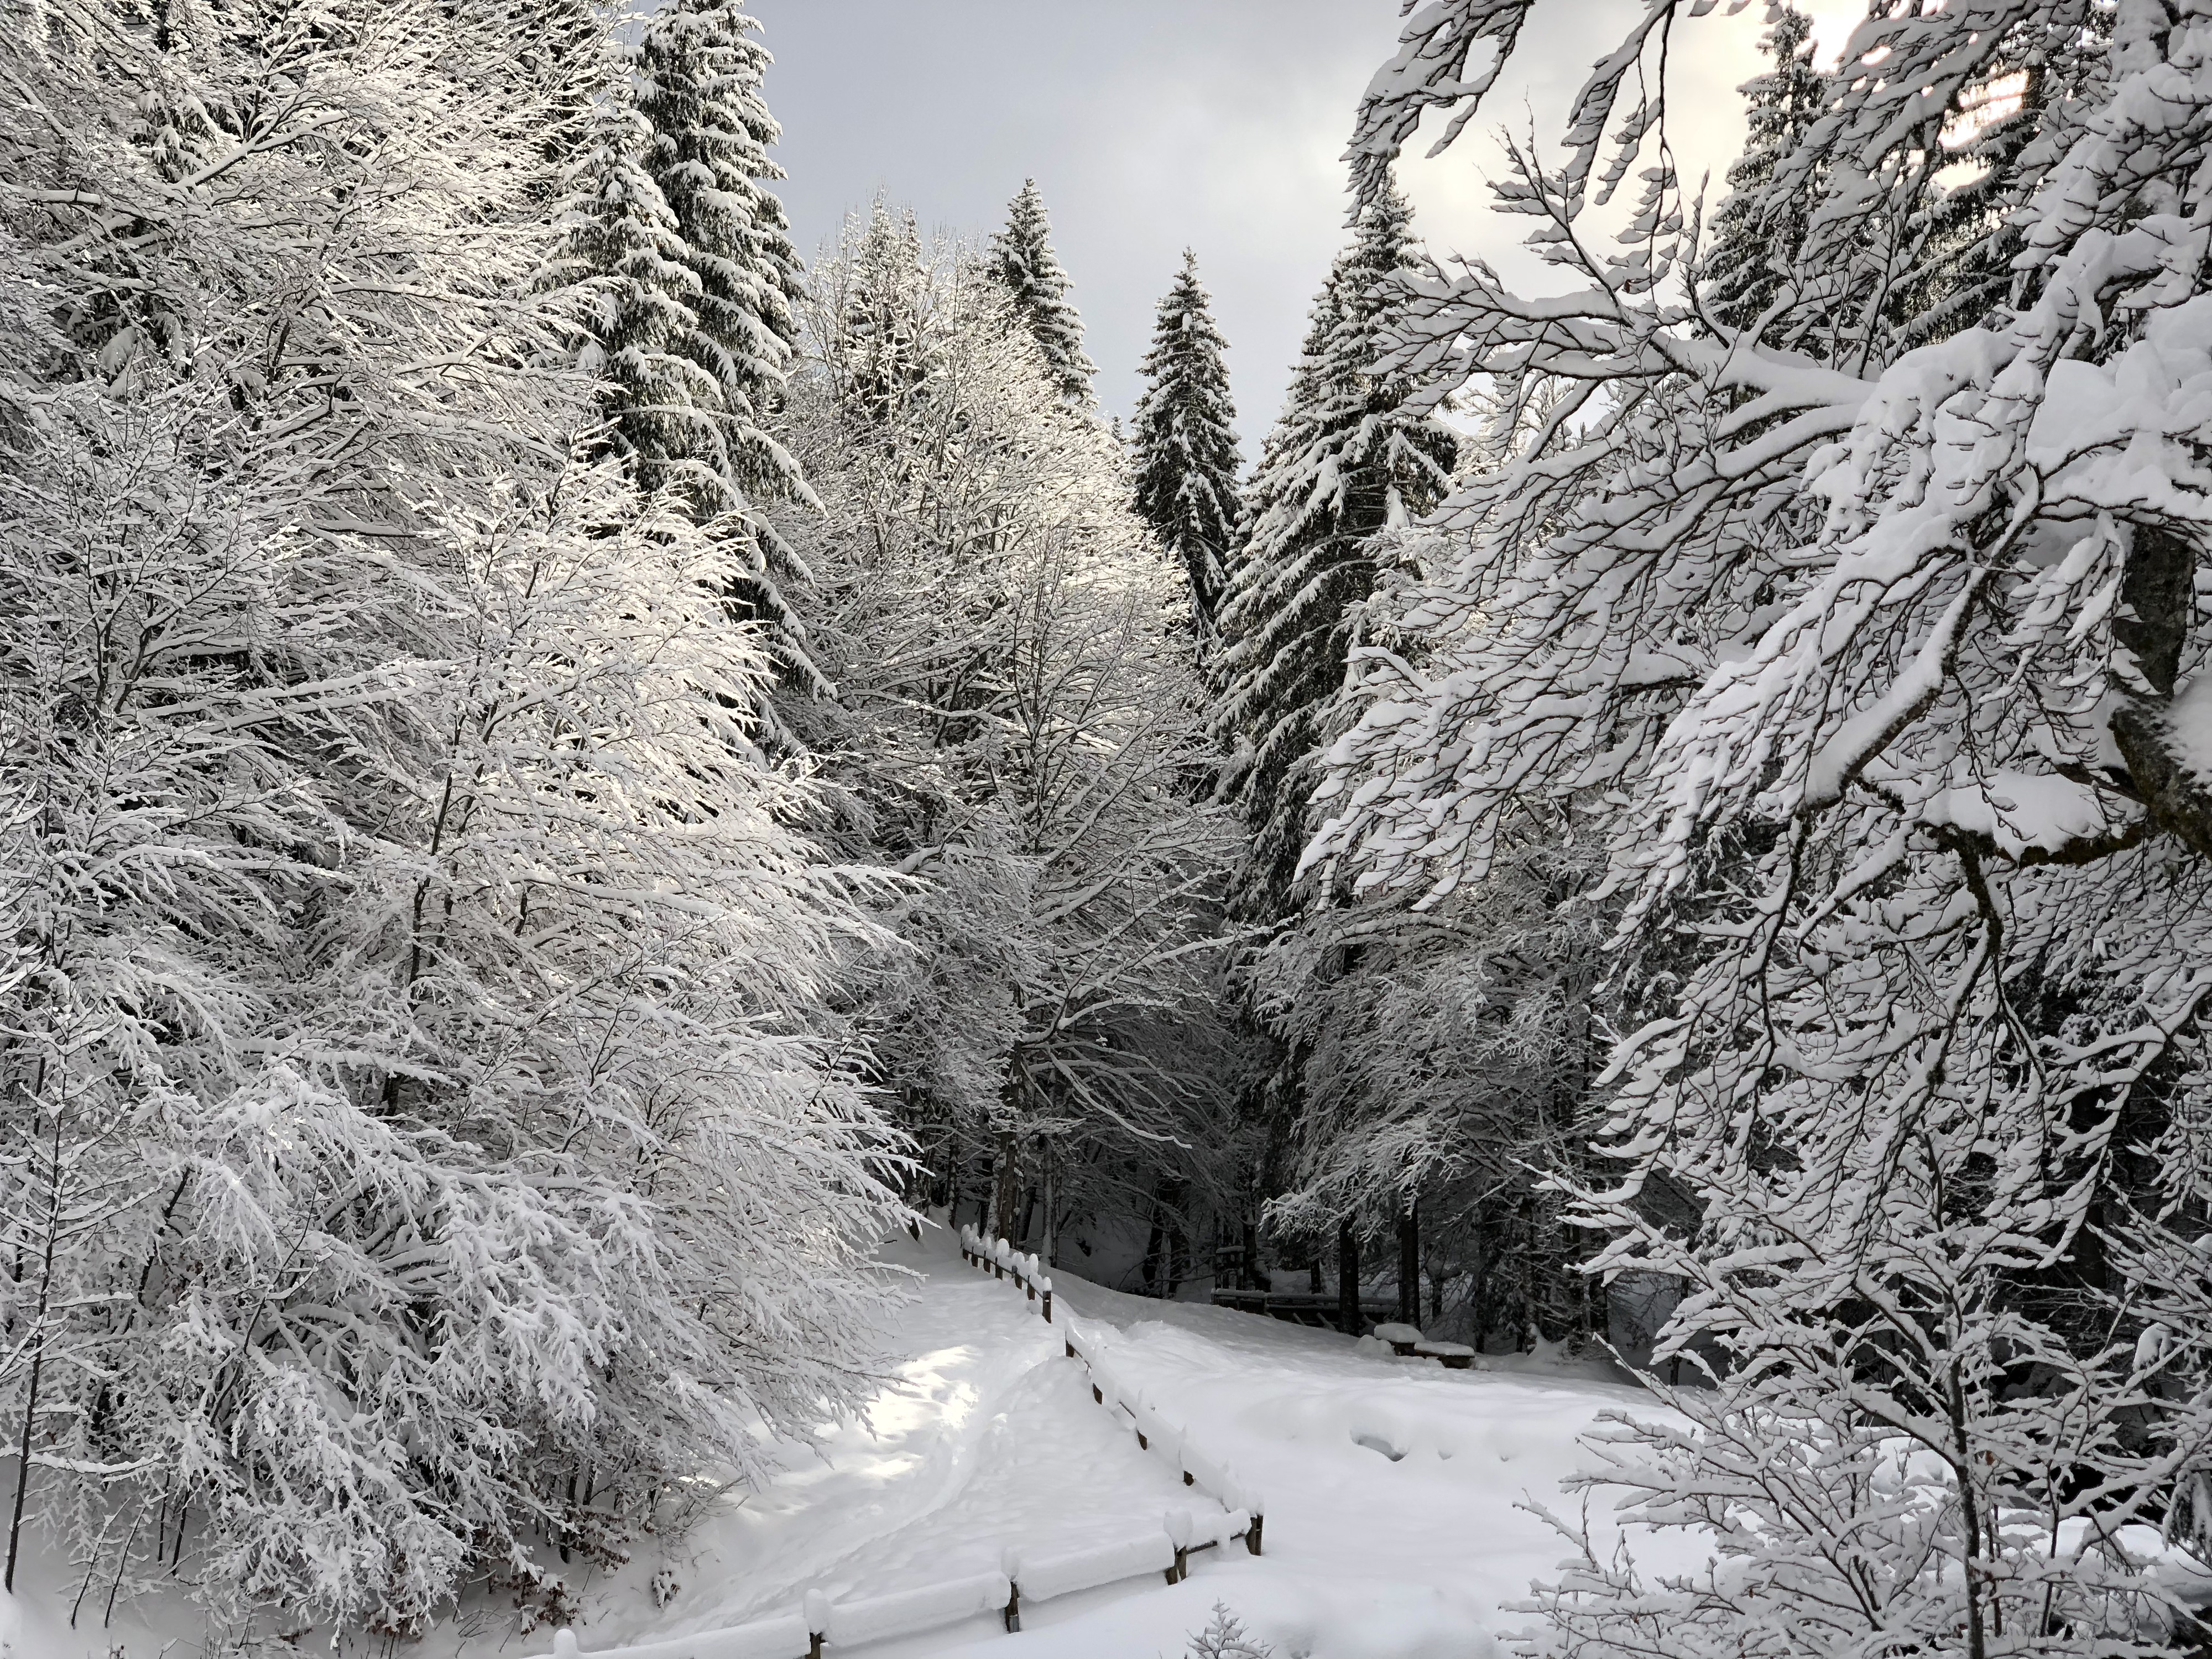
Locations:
1413;1340;1477;1370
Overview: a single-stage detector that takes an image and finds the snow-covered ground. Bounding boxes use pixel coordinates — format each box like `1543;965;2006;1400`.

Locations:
2;1226;1699;1659
491;1225;1694;1659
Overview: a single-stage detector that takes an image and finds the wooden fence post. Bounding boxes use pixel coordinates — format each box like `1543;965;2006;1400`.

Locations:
1003;1582;1021;1634
1042;1289;1052;1322
1245;1514;1264;1556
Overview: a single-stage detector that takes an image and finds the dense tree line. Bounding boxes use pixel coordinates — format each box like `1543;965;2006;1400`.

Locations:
0;3;1252;1645
17;0;2212;1651
0;0;914;1642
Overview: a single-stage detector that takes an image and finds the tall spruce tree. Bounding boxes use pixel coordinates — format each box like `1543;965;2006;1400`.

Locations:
1131;251;1244;651
631;0;823;690
1215;180;1456;914
633;0;807;503
1701;7;1827;339
557;105;729;502
835;200;933;431
988;178;1097;405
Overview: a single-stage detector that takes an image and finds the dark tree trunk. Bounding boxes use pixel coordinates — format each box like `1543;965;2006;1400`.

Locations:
1471;1230;1491;1352
1141;1198;1167;1298
989;1130;1020;1240
6;1102;61;1595
1337;1218;1361;1337
1397;1201;1420;1326
1160;1178;1187;1298
1041;1148;1056;1268
2112;525;2212;858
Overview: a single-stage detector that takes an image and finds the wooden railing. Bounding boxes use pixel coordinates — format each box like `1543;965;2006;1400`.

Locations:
957;1225;1054;1322
956;1226;1267;1566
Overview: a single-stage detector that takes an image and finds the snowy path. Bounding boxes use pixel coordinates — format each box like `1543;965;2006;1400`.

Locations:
533;1231;1212;1653
480;1228;1699;1659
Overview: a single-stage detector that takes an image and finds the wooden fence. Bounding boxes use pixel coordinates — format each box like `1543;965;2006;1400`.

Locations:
954;1224;1267;1566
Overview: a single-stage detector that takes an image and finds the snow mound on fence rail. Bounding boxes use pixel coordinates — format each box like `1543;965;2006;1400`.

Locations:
822;1573;1012;1646
1010;1530;1175;1603
568;1611;812;1659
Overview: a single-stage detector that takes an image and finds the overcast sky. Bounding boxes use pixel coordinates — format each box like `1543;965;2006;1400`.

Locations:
747;1;1843;453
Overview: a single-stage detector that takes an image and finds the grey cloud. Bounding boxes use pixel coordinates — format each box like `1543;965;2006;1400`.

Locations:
750;1;1798;452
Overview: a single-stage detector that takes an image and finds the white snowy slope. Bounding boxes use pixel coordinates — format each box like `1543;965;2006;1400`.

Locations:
987;1275;1704;1659
505;1227;1698;1659
0;1227;1698;1659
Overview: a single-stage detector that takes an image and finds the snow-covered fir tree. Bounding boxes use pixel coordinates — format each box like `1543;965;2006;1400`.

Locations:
633;0;806;503
555;102;730;507
834;199;935;430
1186;1602;1272;1658
1699;7;1827;338
1214;180;1456;915
988;178;1098;406
1131;251;1244;652
582;0;825;690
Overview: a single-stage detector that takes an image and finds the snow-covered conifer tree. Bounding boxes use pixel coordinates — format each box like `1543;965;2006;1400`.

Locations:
832;200;935;430
988;179;1098;406
570;2;826;692
555;103;732;506
1131;251;1244;651
1214;181;1455;914
633;0;807;502
1186;1602;1272;1658
1700;8;1827;338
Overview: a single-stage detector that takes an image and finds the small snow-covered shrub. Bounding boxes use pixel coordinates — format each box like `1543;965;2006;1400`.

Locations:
1186;1601;1271;1658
